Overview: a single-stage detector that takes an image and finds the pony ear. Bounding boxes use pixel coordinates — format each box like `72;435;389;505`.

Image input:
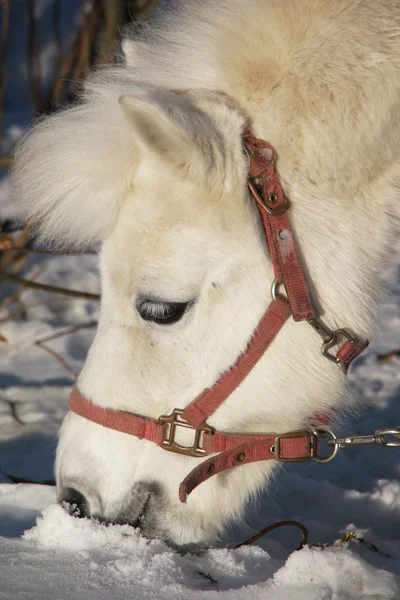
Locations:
12;84;245;249
12;100;137;248
119;91;229;187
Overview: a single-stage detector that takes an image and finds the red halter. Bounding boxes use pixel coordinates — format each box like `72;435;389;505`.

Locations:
69;128;369;502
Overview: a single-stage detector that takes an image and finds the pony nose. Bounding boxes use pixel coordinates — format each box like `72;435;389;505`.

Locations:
112;481;163;530
59;487;89;518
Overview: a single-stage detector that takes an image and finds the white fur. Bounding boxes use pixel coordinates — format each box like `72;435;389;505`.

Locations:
13;0;400;545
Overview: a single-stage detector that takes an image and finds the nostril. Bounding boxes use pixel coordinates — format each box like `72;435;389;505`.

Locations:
131;494;151;529
60;487;89;518
113;493;150;529
113;481;163;529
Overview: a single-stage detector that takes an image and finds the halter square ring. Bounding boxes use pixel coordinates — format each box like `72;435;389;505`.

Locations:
158;409;214;457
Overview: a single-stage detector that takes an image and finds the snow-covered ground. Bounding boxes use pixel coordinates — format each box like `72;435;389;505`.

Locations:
0;184;399;598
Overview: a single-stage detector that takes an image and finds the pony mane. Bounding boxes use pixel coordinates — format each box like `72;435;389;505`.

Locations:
12;0;230;247
12;0;400;246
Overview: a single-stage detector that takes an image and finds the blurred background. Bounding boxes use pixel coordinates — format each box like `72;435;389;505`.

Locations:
0;0;168;370
0;0;168;478
0;0;161;150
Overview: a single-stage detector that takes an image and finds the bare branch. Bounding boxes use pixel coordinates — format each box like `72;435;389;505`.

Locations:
0;0;10;144
0;301;44;323
50;25;82;106
0;245;96;255
71;1;100;96
53;0;62;73
35;320;97;345
27;0;45;116
33;322;98;380
0;465;55;486
0;271;100;301
378;350;400;362
0;229;29;270
128;0;159;20
0;262;47;320
35;340;78;379
5;400;25;425
96;0;121;65
0;155;12;170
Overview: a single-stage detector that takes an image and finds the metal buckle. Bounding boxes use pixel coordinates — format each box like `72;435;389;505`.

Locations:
321;328;355;363
158;409;214;457
247;179;290;215
308;318;357;364
272;431;317;463
312;425;339;463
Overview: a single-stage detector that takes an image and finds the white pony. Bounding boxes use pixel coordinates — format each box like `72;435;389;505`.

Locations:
13;0;400;546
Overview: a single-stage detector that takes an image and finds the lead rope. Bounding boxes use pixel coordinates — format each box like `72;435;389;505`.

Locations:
236;519;308;550
196;519;395;586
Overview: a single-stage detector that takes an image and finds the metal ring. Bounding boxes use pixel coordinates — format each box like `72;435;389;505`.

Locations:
271;279;287;301
313;426;339;463
321;329;354;363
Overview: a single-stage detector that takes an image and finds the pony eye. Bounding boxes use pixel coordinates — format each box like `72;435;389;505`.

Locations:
137;300;190;325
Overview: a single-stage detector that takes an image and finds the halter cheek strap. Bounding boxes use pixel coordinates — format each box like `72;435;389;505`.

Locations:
242;129;315;322
69;128;369;502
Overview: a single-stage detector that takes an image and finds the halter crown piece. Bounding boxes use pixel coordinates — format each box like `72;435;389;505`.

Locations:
69;128;369;502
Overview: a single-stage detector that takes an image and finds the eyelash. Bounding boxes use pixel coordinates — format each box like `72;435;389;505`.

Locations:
137;300;191;325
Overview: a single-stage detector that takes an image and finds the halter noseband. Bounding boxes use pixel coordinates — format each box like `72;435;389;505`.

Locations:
69;128;369;502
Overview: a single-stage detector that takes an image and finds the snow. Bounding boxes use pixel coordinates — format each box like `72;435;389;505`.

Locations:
1;498;399;599
0;229;398;599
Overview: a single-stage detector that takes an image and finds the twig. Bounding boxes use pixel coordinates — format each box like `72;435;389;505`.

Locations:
0;0;10;144
0;262;46;311
97;0;121;65
51;0;100;106
53;0;62;74
0;271;100;301
35;340;78;379
0;466;55;486
0;155;12;169
35;320;97;345
0;229;29;270
128;0;159;20
0;245;96;255
33;321;96;380
340;531;395;560
80;0;92;75
5;400;25;425
0;301;44;323
71;1;100;96
50;25;82;106
70;0;91;97
0;263;47;320
27;0;45;116
197;572;218;585
377;350;400;362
